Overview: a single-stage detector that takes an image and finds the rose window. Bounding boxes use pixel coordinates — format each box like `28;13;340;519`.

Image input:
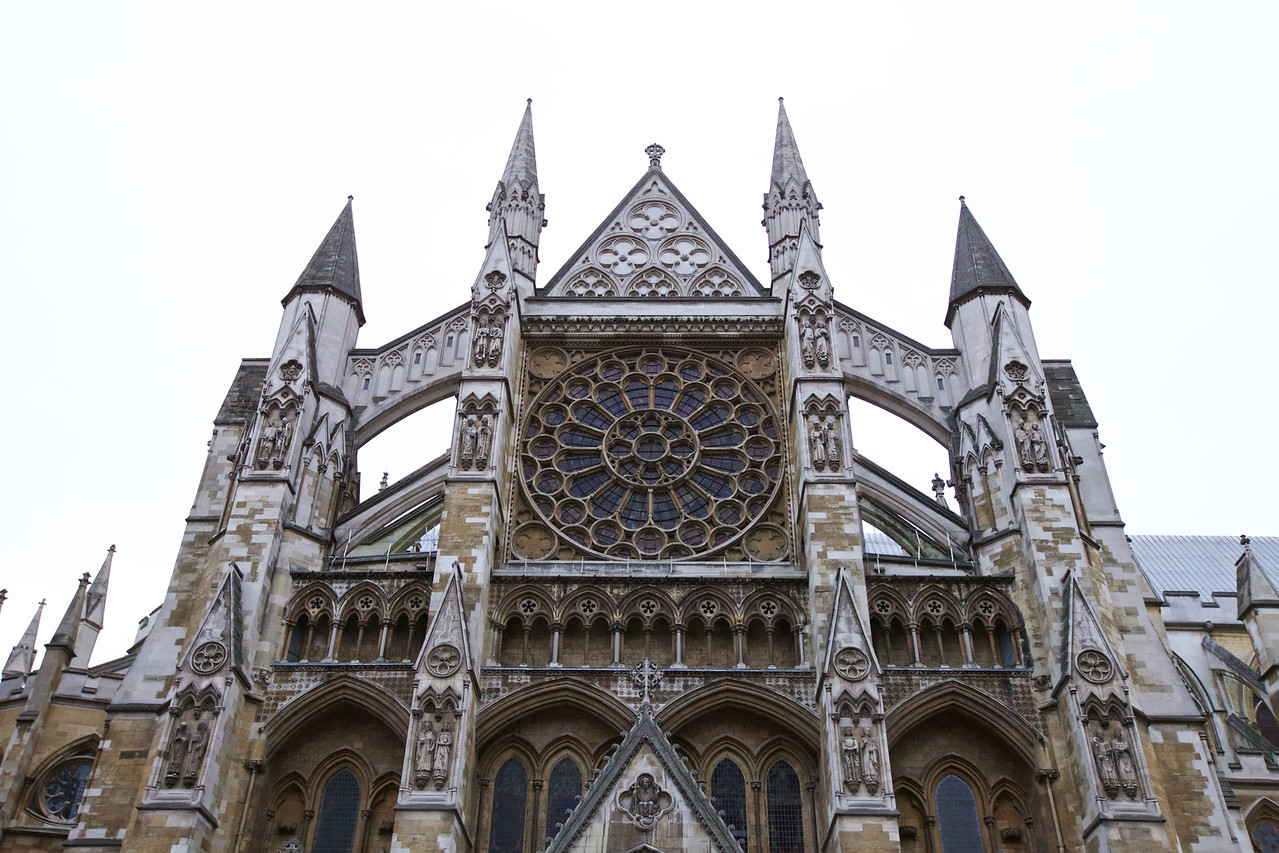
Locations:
517;348;783;561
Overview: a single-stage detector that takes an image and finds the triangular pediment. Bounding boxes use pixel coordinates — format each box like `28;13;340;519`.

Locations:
180;564;245;681
546;705;741;853
543;169;765;299
415;564;474;678
1060;571;1126;689
820;568;881;693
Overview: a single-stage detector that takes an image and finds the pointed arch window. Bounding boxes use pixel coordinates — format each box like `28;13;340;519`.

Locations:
766;760;804;852
312;768;361;853
1253;821;1279;852
546;758;582;838
935;774;983;852
712;758;748;849
489;757;528;853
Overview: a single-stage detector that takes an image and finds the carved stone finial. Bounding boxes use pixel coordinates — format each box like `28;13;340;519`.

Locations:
1242;534;1251;548
958;195;966;204
378;472;389;491
645;143;665;170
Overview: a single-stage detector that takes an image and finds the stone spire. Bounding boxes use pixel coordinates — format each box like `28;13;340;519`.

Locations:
3;599;43;678
487;99;546;283
945;197;1030;326
46;573;90;656
282;196;364;324
763;98;821;285
73;545;113;667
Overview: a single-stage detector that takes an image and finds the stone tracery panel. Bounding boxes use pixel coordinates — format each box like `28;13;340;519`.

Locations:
514;347;787;562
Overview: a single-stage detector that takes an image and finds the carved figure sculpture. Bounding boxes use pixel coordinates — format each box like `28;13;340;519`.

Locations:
1092;734;1119;795
432;724;452;790
477;416;493;468
414;726;436;788
472;321;488;366
824;416;841;468
809;418;827;470
1015;419;1033;470
617;772;673;830
1113;731;1138;796
861;728;880;794
800;318;816;368
459;416;478;468
164;722;190;787
1029;421;1050;471
841;727;861;791
184;720;209;787
272;417;293;469
815;320;831;368
256;421;279;470
487;319;503;366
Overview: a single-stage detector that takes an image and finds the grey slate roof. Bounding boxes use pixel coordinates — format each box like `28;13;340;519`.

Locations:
1044;360;1098;428
214;360;269;424
1131;535;1279;601
282;197;364;324
947;199;1029;322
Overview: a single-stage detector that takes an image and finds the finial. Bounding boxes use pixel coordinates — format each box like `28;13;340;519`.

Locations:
80;572;91;586
347;195;354;202
39;598;46;607
778;96;784;103
1242;534;1251;548
958;195;966;204
527;98;532;105
108;544;116;553
645;143;665;170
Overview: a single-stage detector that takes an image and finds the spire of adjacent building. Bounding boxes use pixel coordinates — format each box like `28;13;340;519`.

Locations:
73;545;113;666
946;197;1029;325
282;197;364;324
763;98;821;285
47;573;90;655
3;599;44;678
488;100;546;284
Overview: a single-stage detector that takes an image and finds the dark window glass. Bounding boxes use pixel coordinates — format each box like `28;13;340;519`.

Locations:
312;769;361;853
42;758;93;821
937;376;945;390
546;758;582;838
712;759;748;849
1254;820;1279;852
362;377;370;390
936;774;983;853
766;760;804;852
414;352;421;364
653;380;678;410
598;389;628;416
1257;700;1279;750
885;351;893;365
852;335;861;347
490;758;528;853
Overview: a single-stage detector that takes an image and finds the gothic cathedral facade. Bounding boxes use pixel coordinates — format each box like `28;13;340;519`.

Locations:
4;100;1279;852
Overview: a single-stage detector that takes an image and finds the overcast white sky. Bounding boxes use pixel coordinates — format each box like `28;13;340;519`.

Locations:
2;3;1276;665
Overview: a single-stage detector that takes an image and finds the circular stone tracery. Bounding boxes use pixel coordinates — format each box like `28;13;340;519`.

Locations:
519;347;784;561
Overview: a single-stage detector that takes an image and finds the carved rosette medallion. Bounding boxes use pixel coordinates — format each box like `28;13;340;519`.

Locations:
834;647;871;681
617;772;674;831
426;643;462;678
190;641;228;675
1076;649;1113;684
519;348;784;560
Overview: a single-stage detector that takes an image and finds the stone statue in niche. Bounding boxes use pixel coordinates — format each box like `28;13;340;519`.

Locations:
254;411;294;471
1113;730;1138;796
840;726;861;791
477;416;493;468
486;318;504;366
432;724;452;790
413;725;436;789
1015;415;1051;473
824;416;841;468
860;728;880;794
1014;419;1033;470
164;723;190;787
472;321;489;366
184;720;209;787
1029;421;1050;471
809;417;827;469
459;416;478;468
1092;734;1119;796
800;318;816;368
815;319;831;368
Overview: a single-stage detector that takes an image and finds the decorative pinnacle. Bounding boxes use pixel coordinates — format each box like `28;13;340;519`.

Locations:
645;143;665;170
1242;534;1251;548
958;195;966;204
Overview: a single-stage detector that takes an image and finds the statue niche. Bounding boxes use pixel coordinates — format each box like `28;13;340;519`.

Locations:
803;395;844;473
456;394;499;472
471;305;507;369
797;307;832;371
1010;407;1051;473
162;685;220;789
253;401;298;471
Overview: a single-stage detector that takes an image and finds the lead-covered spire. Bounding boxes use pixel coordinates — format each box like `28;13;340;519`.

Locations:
487;99;546;283
282;197;364;325
3;599;44;677
945;197;1029;326
763;98;822;285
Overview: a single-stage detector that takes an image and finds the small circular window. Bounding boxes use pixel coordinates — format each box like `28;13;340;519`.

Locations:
34;754;94;823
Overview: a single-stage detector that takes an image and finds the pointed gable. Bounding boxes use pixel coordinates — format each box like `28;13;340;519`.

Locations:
283;197;364;324
946;198;1029;326
546;704;741;853
180;565;245;680
415;564;474;675
1061;571;1126;687
1238;536;1279;618
3;599;44;677
543;167;766;299
820;568;881;691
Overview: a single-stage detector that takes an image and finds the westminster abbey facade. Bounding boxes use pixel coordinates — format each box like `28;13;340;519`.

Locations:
5;100;1279;853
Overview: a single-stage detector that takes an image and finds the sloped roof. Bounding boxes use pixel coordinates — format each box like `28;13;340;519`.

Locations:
1131;535;1279;601
946;199;1029;324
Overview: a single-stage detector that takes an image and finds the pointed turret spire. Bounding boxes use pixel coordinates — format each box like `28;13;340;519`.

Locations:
73;545;113;666
47;573;90;655
282;197;364;324
945;197;1029;326
487;100;545;284
3;599;44;678
763;98;822;285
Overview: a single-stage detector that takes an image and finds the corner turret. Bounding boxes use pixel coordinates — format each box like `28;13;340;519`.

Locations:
487;100;545;288
763;98;821;285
